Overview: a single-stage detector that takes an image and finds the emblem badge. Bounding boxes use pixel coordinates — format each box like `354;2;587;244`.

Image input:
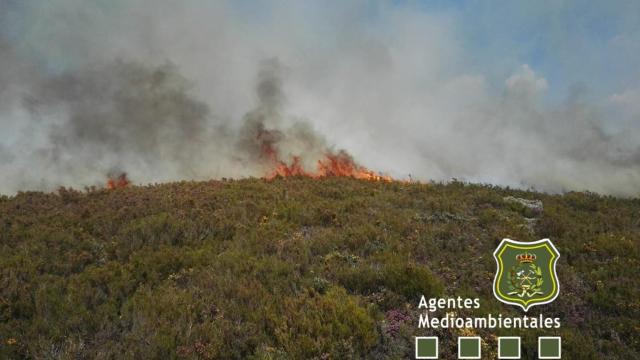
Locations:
493;238;560;312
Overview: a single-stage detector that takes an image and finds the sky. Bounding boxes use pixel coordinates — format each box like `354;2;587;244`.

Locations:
1;0;639;196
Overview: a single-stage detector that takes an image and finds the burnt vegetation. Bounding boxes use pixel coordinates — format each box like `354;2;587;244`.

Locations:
0;178;638;359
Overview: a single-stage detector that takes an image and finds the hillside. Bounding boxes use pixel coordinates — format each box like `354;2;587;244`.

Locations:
0;178;638;359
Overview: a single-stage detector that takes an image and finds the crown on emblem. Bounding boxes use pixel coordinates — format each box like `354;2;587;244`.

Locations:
516;252;536;263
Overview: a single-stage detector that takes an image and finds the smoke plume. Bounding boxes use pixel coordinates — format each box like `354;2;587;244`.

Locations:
1;1;639;196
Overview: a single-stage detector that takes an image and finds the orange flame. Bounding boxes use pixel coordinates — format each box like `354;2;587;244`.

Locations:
106;173;130;189
262;139;392;181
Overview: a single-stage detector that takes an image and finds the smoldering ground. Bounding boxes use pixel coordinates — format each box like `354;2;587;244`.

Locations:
1;1;639;196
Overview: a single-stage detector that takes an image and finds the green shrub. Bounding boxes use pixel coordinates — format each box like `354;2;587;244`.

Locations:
0;178;638;358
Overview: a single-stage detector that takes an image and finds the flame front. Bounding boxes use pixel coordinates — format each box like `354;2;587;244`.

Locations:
106;173;130;189
264;147;392;181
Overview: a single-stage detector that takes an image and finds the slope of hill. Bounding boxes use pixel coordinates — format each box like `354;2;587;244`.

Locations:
0;178;638;359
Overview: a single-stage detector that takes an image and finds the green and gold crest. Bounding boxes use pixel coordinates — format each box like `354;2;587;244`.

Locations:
493;238;560;312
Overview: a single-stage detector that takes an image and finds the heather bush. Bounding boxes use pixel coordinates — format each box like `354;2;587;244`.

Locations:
0;178;638;358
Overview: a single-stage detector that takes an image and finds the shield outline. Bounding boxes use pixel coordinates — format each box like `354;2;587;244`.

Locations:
492;238;560;312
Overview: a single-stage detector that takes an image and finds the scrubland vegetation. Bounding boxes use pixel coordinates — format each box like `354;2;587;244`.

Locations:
0;178;638;359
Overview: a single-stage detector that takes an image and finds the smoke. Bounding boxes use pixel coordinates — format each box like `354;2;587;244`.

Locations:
236;59;333;174
1;58;231;189
31;61;210;172
1;1;639;196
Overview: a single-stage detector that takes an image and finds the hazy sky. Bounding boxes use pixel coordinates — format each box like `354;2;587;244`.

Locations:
1;1;639;195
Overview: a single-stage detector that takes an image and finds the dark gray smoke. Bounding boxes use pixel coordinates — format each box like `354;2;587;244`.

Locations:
236;59;331;173
4;59;227;189
28;61;210;175
236;59;287;163
0;54;333;191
